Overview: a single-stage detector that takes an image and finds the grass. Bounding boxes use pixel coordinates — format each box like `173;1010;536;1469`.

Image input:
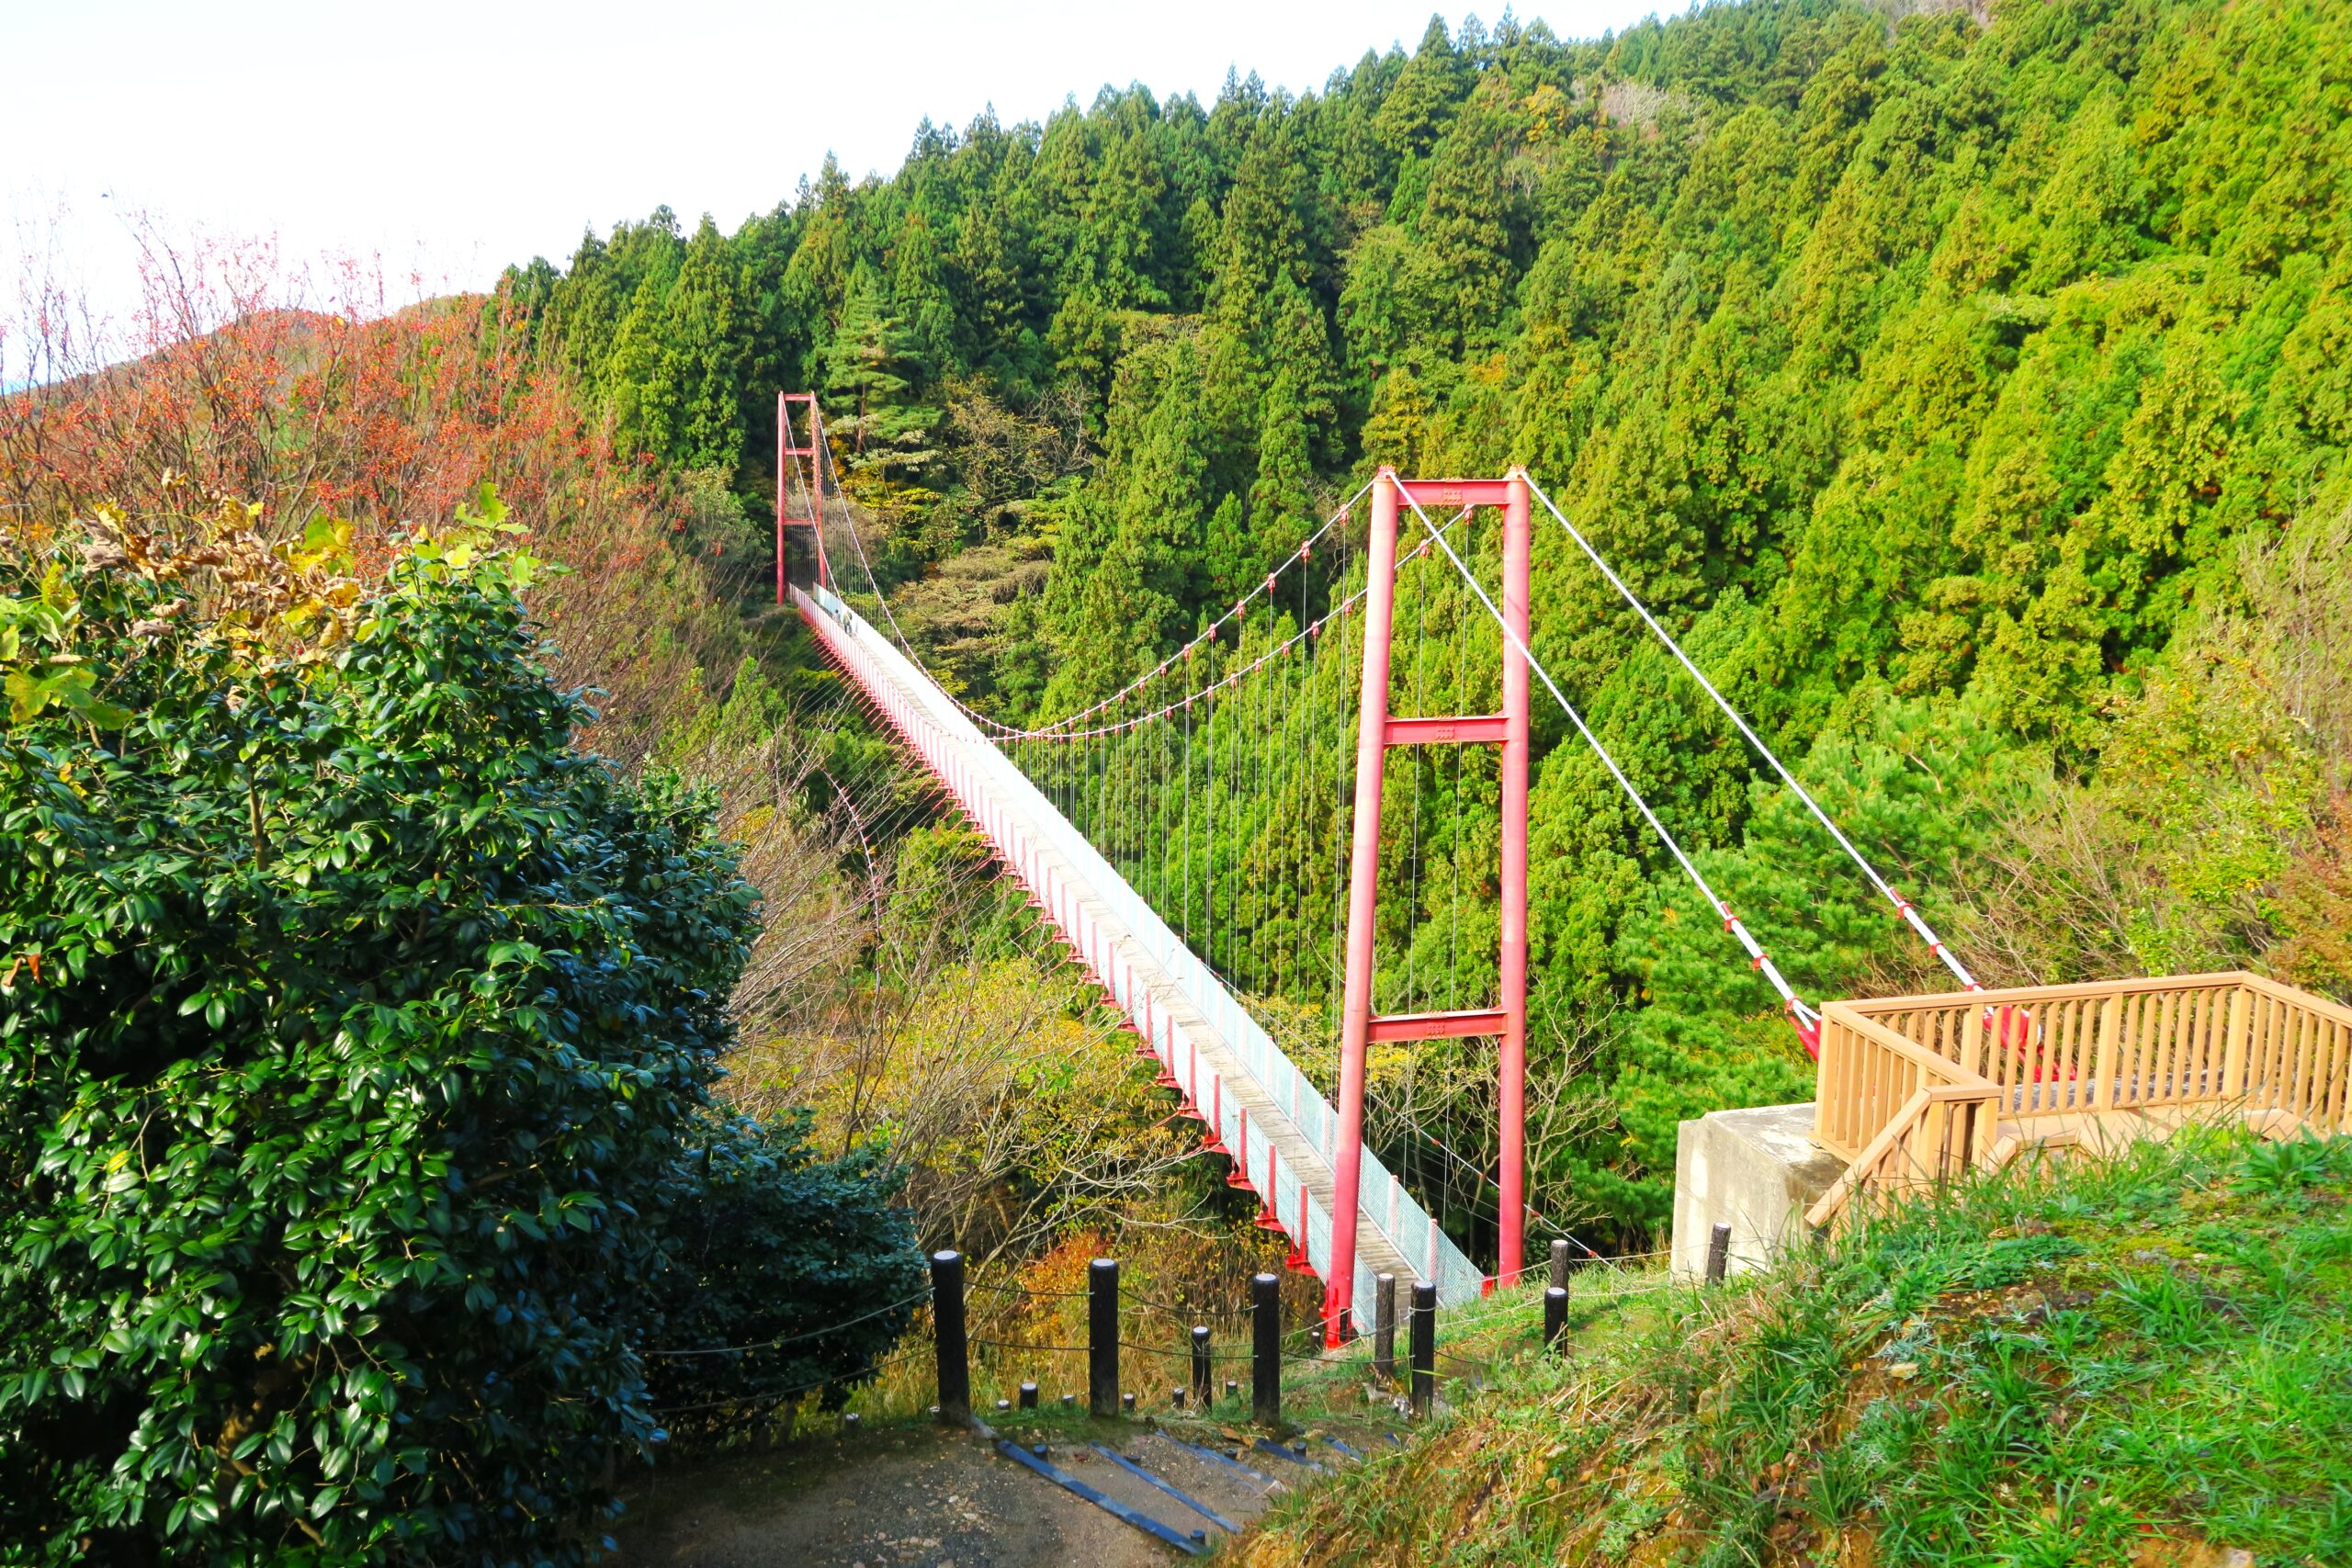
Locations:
1234;1127;2352;1567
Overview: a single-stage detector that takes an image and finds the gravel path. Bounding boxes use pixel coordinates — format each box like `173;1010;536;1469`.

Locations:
615;1423;1290;1568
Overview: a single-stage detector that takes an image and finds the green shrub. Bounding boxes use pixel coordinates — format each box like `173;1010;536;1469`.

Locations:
643;1110;925;1438
0;502;920;1563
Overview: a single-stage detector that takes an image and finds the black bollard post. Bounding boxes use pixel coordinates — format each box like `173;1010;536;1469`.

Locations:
1373;1273;1397;1384
1251;1271;1281;1427
1019;1381;1039;1410
1090;1258;1120;1417
1408;1280;1436;1418
1706;1223;1732;1285
1548;1239;1574;1348
1191;1325;1212;1408
932;1250;968;1428
1544;1286;1568;1352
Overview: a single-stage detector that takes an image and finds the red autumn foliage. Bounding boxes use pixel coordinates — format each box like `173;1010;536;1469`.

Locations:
10;241;585;540
2;234;767;761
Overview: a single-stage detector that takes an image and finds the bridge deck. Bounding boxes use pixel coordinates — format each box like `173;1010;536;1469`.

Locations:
796;586;1481;1327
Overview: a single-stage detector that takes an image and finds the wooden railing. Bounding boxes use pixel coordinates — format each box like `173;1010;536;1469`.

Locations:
2237;975;2352;1131
1806;971;2352;1230
1813;1004;1999;1163
1806;1006;2001;1227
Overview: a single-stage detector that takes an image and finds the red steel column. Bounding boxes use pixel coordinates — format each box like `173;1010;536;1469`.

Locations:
809;398;832;592
775;390;787;605
790;392;799;606
1497;467;1532;1289
1327;468;1401;1345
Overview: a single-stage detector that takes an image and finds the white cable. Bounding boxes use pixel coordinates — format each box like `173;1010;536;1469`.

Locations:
808;416;939;696
1399;491;1819;1031
806;404;1376;740
1523;476;1978;993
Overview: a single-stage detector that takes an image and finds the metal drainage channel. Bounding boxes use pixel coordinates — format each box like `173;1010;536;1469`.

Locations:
995;1440;1222;1557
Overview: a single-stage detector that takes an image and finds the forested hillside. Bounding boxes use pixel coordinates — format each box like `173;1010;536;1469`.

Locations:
511;0;2352;1244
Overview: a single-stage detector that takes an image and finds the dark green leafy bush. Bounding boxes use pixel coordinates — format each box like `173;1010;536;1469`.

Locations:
644;1111;925;1437
0;504;921;1563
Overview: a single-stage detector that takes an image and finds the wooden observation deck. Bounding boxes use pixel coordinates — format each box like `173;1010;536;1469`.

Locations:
1806;972;2352;1230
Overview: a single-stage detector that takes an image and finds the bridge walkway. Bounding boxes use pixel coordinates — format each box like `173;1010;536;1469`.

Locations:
796;585;1482;1328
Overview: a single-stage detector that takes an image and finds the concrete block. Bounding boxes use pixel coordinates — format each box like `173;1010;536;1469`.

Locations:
1670;1103;1847;1282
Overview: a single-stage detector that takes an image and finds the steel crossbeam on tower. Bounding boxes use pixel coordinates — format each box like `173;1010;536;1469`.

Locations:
1365;1009;1511;1043
1383;715;1509;745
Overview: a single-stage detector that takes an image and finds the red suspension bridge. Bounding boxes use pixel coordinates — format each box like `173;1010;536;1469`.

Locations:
773;390;1985;1345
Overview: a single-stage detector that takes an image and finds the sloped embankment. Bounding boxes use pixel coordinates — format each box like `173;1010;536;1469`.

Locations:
1238;1128;2352;1567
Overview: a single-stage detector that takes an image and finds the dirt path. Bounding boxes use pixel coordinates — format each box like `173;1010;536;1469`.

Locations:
615;1422;1291;1568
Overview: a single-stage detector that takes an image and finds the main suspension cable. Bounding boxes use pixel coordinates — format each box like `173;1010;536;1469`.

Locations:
1004;481;1376;739
1523;476;1978;993
1398;491;1822;1044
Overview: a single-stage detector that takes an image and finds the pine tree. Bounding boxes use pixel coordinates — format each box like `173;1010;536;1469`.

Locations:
1246;369;1317;576
733;203;812;466
1210;128;1314;346
1414;96;1518;355
1076;131;1170;311
548;229;624;399
781;162;856;352
952;195;1031;371
1113;341;1215;622
1373;17;1473;162
890;212;960;380
822;263;938;475
1030;104;1103;303
606;215;743;471
1266;276;1343;464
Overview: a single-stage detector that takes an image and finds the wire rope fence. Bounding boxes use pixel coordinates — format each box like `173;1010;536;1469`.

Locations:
646;1234;1690;1450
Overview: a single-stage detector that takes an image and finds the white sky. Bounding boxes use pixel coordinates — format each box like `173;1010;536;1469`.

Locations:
5;0;1686;366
